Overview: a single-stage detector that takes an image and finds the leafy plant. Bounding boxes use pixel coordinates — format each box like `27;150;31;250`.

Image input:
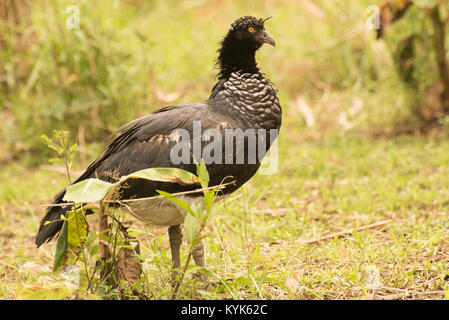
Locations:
41;130;78;183
157;159;220;299
53;208;89;272
47;158;227;298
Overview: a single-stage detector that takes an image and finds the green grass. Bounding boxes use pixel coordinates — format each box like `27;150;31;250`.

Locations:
2;120;449;299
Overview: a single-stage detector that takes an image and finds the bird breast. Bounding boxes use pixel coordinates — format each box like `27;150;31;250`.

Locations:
124;195;202;226
221;72;281;129
123;195;226;226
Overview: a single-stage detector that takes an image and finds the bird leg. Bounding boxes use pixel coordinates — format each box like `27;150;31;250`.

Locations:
168;224;207;283
168;225;182;270
192;240;205;267
192;239;206;281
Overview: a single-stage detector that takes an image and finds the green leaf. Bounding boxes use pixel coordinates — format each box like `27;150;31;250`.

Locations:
63;178;114;203
183;211;198;244
120;167;200;185
196;159;209;189
63;168;200;204
203;189;215;212
66;209;89;265
53;208;89;271
123;167;202;219
53;219;68;272
68;143;78;153
156;190;197;218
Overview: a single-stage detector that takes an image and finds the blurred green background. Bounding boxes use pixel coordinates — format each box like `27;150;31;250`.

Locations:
2;0;443;165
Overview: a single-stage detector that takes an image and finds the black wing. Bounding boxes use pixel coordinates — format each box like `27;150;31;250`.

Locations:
36;101;260;246
37;103;204;246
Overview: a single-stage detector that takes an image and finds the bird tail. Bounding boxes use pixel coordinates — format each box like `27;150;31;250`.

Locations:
35;189;70;247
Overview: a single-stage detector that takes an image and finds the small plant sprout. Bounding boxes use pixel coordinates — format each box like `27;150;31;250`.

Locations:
41;130;78;184
47;156;226;297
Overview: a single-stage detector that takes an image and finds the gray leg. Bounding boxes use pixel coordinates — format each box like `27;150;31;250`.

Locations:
192;240;205;267
168;225;182;269
192;239;206;281
168;225;207;282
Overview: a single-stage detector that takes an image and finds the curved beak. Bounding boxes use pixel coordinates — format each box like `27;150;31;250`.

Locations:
261;31;276;47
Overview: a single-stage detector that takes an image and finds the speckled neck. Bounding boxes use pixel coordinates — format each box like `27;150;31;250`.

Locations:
218;72;282;129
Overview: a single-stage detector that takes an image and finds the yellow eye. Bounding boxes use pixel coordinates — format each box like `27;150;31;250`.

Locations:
248;27;255;33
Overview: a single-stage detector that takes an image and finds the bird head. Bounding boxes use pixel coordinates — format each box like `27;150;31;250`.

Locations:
228;16;276;49
217;16;275;78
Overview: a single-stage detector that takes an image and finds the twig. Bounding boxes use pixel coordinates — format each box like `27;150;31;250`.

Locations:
257;197;318;217
98;185;118;284
257;208;289;217
41;181;236;208
76;207;92;291
171;246;194;300
379;285;409;293
374;293;403;300
98;200;111;283
306;219;392;245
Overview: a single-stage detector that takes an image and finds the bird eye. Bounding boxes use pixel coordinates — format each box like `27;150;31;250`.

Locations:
248;27;255;33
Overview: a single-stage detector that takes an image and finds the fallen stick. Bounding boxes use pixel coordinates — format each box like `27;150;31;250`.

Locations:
257;197;318;217
257;208;289;217
41;181;236;208
306;219;392;245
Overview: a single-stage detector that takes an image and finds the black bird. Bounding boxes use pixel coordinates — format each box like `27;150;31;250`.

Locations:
36;15;282;271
